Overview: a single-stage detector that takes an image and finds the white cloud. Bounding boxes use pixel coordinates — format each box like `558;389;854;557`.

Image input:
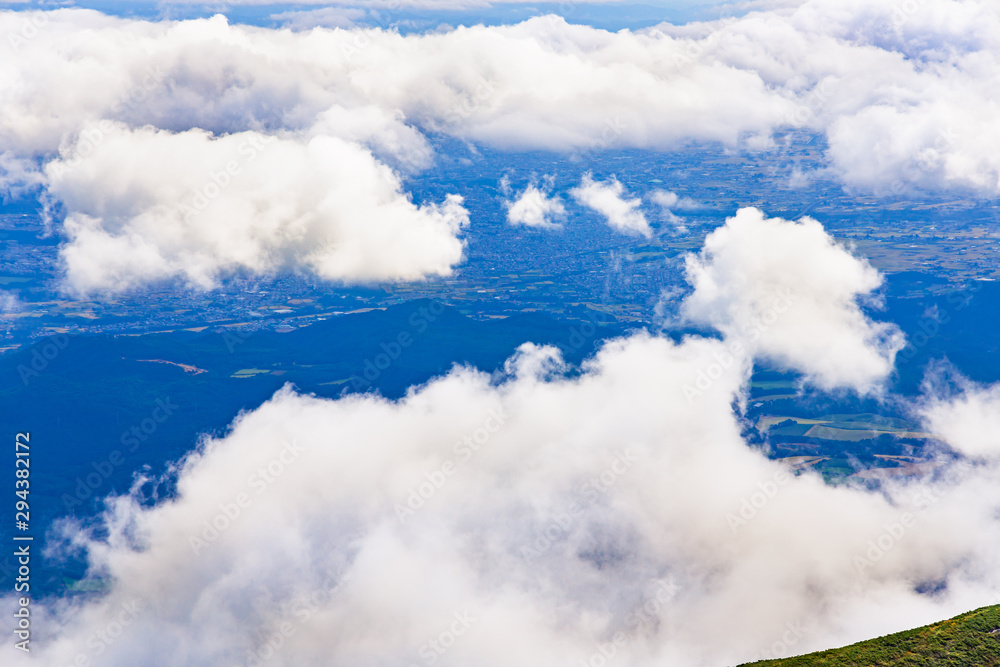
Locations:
3;3;1000;196
46;122;468;295
649;189;699;212
0;290;20;313
5;11;780;155
6;214;1000;666
681;207;905;394
308;104;434;173
648;188;699;232
7;7;1000;665
7;335;1000;666
920;374;1000;459
0;151;43;199
6;1;1000;291
503;178;566;229
570;174;650;237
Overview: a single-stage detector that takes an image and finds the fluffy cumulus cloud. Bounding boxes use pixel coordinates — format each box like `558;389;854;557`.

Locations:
920;375;1000;458
3;2;1000;189
649;189;699;231
6;215;1000;667
45;123;468;294
570;174;651;237
307;105;434;174
649;189;698;214
502;177;566;229
0;9;789;159
682;207;905;394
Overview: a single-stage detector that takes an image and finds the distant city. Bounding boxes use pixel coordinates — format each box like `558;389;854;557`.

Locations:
2;131;998;347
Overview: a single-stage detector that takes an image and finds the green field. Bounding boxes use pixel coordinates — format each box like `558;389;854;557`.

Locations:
740;605;1000;666
759;413;928;442
804;425;930;441
756;416;830;433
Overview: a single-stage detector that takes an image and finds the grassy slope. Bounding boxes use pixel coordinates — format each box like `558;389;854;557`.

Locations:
740;605;1000;666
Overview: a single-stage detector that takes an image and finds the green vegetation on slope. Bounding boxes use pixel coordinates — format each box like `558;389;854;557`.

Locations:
740;605;1000;666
